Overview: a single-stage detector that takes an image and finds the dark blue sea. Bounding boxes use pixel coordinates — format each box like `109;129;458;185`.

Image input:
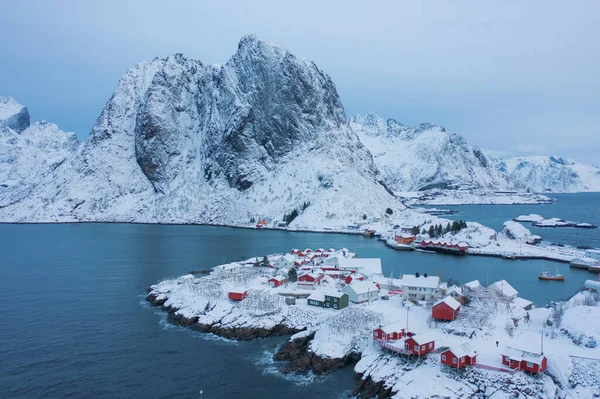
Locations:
0;193;598;398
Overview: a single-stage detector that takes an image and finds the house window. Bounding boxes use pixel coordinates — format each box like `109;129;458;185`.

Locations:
527;362;533;368
429;343;433;349
452;358;457;364
441;354;446;361
334;304;337;309
414;345;418;351
461;357;465;362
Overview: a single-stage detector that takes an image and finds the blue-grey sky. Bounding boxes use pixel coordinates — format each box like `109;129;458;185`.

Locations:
1;0;598;164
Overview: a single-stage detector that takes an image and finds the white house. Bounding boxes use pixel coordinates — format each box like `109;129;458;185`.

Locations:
399;273;440;301
337;258;383;278
585;249;600;261
343;281;379;303
489;280;518;300
274;254;296;269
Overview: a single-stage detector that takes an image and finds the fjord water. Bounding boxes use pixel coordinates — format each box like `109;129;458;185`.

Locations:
0;194;598;398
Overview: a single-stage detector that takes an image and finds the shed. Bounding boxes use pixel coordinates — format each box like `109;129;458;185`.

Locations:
228;290;247;301
441;343;477;368
513;297;533;310
432;296;461;321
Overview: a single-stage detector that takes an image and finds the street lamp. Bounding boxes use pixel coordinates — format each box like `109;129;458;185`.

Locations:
199;390;203;399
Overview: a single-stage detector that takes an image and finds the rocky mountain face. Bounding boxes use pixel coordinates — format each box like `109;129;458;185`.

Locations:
350;113;515;192
492;156;600;193
0;36;403;226
0;97;30;133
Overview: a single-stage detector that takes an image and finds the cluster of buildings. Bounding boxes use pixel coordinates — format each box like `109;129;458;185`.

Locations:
373;322;547;375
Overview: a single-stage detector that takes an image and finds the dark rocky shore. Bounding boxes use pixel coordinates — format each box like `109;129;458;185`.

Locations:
147;291;393;398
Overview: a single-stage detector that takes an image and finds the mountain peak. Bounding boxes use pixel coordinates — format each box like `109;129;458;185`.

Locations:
0;96;30;133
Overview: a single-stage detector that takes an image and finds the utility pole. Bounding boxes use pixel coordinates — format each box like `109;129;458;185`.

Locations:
199;390;203;399
406;306;410;332
541;329;544;355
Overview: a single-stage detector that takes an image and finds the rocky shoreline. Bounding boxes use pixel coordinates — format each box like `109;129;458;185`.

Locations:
147;291;390;398
146;292;301;340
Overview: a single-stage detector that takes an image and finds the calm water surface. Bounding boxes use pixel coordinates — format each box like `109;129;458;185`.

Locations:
0;194;598;398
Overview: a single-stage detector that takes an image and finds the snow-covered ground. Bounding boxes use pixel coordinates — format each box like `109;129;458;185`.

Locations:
147;251;600;399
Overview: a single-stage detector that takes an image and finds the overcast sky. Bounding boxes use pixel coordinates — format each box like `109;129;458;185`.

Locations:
1;1;598;164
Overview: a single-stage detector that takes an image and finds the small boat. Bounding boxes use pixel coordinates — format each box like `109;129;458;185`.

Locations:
538;271;565;281
363;229;375;238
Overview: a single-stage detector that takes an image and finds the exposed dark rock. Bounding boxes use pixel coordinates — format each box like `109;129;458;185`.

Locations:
353;372;394;399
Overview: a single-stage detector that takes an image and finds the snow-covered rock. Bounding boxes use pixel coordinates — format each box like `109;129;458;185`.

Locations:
0;96;30;133
493;155;600;193
500;221;542;244
0;36;405;225
350;112;515;192
514;214;545;223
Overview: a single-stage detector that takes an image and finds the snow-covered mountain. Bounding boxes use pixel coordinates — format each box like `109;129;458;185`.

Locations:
493;156;600;193
350;113;514;192
0;99;79;209
0;36;404;226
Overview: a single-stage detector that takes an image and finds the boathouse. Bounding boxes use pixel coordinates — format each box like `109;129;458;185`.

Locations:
441;343;477;369
501;348;547;374
228;289;248;301
373;322;405;341
432;296;461;321
298;272;324;289
268;276;287;288
256;219;268;228
404;332;436;355
395;234;416;245
343;281;379;303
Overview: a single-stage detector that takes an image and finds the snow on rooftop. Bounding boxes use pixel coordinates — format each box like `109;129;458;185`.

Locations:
463;280;482;288
512;297;533;309
379;321;406;334
337;257;383;277
400;274;440;289
447;285;462;295
307;292;325;302
490;280;518;297
324;290;346;298
434;295;461;310
410;331;437;345
446;342;476;358
346;280;379;294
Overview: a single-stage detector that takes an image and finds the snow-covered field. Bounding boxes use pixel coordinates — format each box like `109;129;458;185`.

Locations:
147;251;600;399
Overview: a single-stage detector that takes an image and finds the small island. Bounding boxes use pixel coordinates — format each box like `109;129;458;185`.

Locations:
147;249;600;398
514;214;598;229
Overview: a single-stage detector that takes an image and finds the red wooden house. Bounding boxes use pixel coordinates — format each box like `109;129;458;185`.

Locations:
403;332;436;355
344;274;365;284
395;234;416;245
373;322;405;341
298;272;324;289
268;276;287;288
441;343;477;369
501;348;547;374
432;296;461;321
228;290;248;301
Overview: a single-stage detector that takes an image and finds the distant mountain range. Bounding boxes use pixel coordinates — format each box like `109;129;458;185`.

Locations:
1;36;598;225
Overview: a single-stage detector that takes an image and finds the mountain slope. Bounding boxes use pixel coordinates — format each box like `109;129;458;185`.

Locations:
350;113;514;192
494;156;600;193
0;96;79;209
0;36;404;227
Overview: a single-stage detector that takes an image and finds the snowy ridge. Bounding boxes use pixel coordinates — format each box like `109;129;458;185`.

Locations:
350;112;515;192
493;155;600;193
0;36;405;225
